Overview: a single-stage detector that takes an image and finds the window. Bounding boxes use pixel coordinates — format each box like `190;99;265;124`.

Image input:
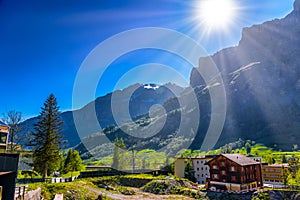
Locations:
205;167;208;170
231;166;236;172
197;161;199;164
231;176;236;182
201;167;203;170
221;162;225;167
0;132;7;144
201;160;203;164
213;165;218;169
202;174;204;177
213;174;219;179
221;170;226;175
197;168;199;171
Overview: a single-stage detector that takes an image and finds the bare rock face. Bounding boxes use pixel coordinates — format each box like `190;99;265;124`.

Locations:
190;0;300;150
294;0;300;12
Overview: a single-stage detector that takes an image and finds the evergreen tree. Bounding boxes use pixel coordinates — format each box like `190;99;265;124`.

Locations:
30;94;63;178
63;149;73;173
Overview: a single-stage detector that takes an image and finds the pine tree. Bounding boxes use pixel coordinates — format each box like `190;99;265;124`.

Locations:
30;94;63;178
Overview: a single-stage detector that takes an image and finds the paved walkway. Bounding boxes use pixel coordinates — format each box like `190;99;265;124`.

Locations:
87;187;195;200
53;193;63;200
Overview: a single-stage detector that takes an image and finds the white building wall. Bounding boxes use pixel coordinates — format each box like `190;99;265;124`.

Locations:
192;158;211;184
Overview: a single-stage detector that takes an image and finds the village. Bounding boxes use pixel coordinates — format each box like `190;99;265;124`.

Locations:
1;122;299;199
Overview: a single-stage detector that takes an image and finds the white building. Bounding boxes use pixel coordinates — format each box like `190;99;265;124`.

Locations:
174;156;214;184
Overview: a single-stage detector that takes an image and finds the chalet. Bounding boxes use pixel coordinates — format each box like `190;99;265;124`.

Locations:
206;154;263;192
174;156;214;184
0;122;20;200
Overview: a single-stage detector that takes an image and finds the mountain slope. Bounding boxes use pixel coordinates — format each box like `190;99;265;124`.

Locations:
75;1;300;157
22;83;184;148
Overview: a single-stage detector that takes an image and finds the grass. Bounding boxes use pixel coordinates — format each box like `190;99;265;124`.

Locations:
25;179;102;200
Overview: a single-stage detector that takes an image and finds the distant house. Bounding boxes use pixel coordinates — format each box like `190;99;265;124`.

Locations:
206;154;263;192
174;156;214;184
262;163;289;186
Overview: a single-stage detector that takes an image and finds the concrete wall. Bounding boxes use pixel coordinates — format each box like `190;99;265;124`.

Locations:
174;159;185;178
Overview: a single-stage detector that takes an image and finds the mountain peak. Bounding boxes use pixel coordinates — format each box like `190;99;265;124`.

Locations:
294;0;300;12
143;83;160;90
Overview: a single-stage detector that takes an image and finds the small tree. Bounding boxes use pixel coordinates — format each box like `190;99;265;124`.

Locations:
71;150;83;171
63;149;73;173
112;137;126;170
267;156;276;164
288;155;299;179
30;94;63;178
184;159;196;182
63;149;83;174
282;155;287;163
245;141;251;155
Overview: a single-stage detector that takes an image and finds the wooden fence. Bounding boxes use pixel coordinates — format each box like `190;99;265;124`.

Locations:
15;186;26;200
17;176;78;184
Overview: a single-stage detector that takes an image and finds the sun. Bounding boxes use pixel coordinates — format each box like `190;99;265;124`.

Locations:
195;0;238;31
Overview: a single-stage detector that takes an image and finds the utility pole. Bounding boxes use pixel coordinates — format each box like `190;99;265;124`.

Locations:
132;150;135;173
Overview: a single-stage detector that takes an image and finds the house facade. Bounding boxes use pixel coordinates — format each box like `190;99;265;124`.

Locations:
0;123;20;200
174;157;213;184
0;122;9;153
262;163;289;186
206;154;263;192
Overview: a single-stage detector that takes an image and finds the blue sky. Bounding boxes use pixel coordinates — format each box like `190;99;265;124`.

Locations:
0;0;295;119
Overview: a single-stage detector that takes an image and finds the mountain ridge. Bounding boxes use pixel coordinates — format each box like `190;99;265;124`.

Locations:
21;83;184;147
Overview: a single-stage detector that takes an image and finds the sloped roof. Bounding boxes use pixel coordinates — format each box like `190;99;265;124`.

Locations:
0;121;8;126
221;154;260;166
206;154;260;166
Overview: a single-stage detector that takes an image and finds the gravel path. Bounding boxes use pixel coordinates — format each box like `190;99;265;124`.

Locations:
87;187;195;200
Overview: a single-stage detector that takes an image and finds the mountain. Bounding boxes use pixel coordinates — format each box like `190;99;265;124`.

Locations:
190;0;300;150
21;83;184;148
78;0;300;156
23;0;300;153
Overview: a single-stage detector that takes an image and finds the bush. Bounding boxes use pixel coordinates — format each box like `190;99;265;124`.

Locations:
117;186;135;195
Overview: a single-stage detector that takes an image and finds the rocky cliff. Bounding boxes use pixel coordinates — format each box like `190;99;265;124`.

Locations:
190;0;300;149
